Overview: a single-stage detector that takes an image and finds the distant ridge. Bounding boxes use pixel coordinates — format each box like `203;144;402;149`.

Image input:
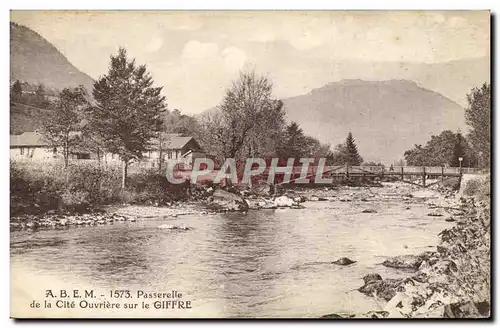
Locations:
10;22;94;92
281;79;467;163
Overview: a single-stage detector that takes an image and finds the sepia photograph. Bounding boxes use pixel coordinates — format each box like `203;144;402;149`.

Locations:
9;10;491;319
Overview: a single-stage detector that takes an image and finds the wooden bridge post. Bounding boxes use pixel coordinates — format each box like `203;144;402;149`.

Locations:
401;166;404;181
441;166;444;182
345;163;349;179
422;167;426;187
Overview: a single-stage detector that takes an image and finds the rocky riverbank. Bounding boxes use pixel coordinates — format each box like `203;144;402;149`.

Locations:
9;209;136;230
7;181;443;230
322;176;491;319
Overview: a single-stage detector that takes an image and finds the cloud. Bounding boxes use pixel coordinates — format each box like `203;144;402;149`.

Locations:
146;35;164;52
222;46;247;72
181;40;219;60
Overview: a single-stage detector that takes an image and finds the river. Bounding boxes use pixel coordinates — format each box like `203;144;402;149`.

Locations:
10;182;454;318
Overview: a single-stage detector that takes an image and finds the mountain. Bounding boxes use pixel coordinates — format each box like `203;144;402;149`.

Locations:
269;57;489;108
325;58;490;108
281;79;467;163
10;22;94;92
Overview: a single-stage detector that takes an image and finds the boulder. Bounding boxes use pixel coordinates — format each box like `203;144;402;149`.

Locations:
382;254;425;270
358;277;406;301
428;212;444;217
250;184;274;197
208;189;249;212
384;292;413;316
362;273;383;284
310;195;328;201
294;196;307;203
443;301;490;318
332;257;357;266
321;313;350;319
158;224;192;231
273;195;298;208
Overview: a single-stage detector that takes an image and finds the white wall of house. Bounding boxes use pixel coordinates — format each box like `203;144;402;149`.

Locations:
10;147;95;162
10;146;59;161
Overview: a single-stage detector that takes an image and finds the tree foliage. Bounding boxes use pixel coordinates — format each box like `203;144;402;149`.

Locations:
344;132;363;166
10;80;23;102
39;86;89;168
465;83;490;167
197;69;286;162
10;81;50;108
328;133;363;166
404;130;477;167
88;47;166;187
279;122;309;159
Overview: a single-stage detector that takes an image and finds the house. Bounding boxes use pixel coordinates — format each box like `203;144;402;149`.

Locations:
143;133;206;169
10;131;92;162
10;131;206;169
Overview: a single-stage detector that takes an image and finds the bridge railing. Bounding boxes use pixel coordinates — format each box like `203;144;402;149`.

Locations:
320;166;484;175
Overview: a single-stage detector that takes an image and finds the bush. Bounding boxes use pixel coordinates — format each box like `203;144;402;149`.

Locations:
10;160;192;215
442;177;461;190
60;189;90;213
10;161;64;215
462;177;485;197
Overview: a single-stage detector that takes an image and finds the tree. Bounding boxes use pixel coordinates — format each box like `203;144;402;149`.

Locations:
10;80;22;102
304;136;333;160
31;84;50;108
39;86;88;168
221;69;282;158
465;83;490;168
89;47;166;188
403;130;476;167
344;132;363;166
243;99;286;158
329;143;348;165
404;144;428;166
165;109;200;136
279;122;308;159
199;69;285;162
450;132;467;167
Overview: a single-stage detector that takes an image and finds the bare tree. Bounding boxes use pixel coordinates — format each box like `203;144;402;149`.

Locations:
200;69;285;162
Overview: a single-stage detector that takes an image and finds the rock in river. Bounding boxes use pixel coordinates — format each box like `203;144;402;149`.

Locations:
158;224;193;231
332;257;357;266
362;273;383;284
358;274;410;301
273;196;298;208
207;189;249;212
382;254;424;270
428;212;444;217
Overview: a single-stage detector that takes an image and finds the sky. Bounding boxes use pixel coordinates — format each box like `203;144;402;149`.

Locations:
10;11;490;113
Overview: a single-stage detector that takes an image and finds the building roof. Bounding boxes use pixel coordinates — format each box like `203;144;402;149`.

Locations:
10;131;51;147
154;134;201;150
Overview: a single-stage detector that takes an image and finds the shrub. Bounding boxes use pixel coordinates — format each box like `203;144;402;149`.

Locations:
442;177;461;190
10;160;192;214
60;189;90;213
10;161;63;215
463;177;484;197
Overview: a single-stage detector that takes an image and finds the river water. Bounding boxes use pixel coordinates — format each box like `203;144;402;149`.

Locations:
10;183;454;318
